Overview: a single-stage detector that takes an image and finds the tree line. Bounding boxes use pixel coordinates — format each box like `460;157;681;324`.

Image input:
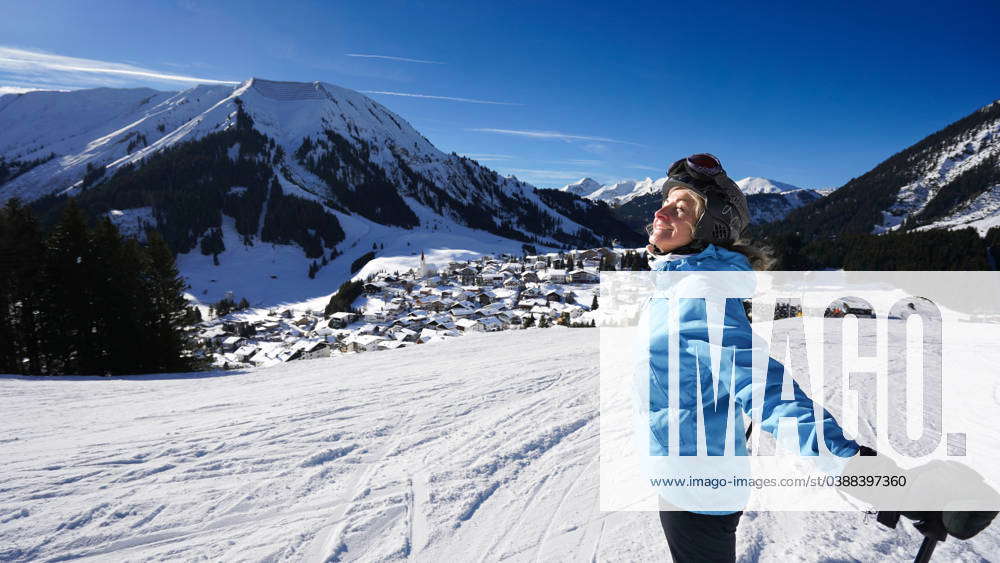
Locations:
0;199;202;375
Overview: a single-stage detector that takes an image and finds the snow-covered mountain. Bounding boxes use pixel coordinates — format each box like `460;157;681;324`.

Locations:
0;79;641;305
778;99;1000;237
745;188;823;223
558;177;602;197
735;176;805;194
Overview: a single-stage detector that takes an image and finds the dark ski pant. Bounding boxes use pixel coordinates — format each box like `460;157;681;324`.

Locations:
658;510;742;562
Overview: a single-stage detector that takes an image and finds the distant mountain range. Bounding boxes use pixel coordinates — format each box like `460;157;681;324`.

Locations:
559;175;823;232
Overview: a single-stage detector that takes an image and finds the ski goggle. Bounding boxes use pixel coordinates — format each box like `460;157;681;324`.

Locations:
667;153;724;180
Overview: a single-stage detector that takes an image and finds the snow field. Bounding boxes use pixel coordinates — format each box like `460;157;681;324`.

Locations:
1;328;999;561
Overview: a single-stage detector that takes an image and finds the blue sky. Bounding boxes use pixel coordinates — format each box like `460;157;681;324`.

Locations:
2;0;999;189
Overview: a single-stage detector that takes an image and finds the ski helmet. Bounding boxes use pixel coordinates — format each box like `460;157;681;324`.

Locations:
662;153;750;245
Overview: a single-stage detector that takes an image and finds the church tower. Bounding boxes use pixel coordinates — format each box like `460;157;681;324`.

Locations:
419;249;429;278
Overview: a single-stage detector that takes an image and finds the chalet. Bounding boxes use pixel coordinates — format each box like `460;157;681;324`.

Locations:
234;344;257;363
530;305;554;318
201;326;227;345
350;334;384;352
521;271;540;283
327;311;357;328
544;289;564;303
503;277;523;290
457;267;478;285
389;327;420;343
418;328;446;343
427;299;449;312
221;336;244;352
299;340;330;360
568;269;600;283
479;317;504;332
477;273;502;287
455;318;484;332
545;269;567;283
378;340;407;351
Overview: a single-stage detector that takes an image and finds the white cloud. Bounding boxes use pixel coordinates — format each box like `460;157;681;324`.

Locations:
346;53;445;65
0;46;239;90
362;90;522;106
0;85;53;95
627;164;662;172
470;128;644;147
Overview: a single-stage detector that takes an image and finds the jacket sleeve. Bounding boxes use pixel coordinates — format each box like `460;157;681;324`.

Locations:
648;293;858;458
722;297;859;457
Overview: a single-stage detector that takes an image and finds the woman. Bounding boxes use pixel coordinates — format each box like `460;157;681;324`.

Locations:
643;154;860;561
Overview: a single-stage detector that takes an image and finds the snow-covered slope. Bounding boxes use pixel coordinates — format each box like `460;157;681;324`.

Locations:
779;99;1000;237
558;177;602;197
874;104;1000;233
2;327;998;561
735;176;805;194
913;183;1000;235
746;188;823;223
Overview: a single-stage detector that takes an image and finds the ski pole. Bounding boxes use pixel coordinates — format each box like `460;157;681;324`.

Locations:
913;535;938;563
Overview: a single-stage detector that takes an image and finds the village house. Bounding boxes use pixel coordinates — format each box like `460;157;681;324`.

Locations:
545;269;567;283
297;340;329;360
455;318;484;332
568;269;600;283
479;317;505;332
221;336;244;352
456;267;477;285
350;334;384;352
234;344;257;363
327;311;357;328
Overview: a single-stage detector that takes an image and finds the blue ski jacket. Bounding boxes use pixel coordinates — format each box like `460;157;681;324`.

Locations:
640;244;859;513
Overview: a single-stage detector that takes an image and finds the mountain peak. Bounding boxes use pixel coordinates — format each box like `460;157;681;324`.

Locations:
559;177;603;197
735;177;804;194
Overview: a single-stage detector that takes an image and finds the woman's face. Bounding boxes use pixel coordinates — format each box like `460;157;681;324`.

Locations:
649;188;701;252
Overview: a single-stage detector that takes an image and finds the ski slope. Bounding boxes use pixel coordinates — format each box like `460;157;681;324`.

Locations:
1;328;998;561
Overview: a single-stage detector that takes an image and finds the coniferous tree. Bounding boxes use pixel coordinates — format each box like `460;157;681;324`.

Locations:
0;199;46;374
42;200;93;374
144;232;199;372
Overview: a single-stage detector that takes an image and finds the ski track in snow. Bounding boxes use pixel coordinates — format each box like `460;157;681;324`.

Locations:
2;328;999;561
